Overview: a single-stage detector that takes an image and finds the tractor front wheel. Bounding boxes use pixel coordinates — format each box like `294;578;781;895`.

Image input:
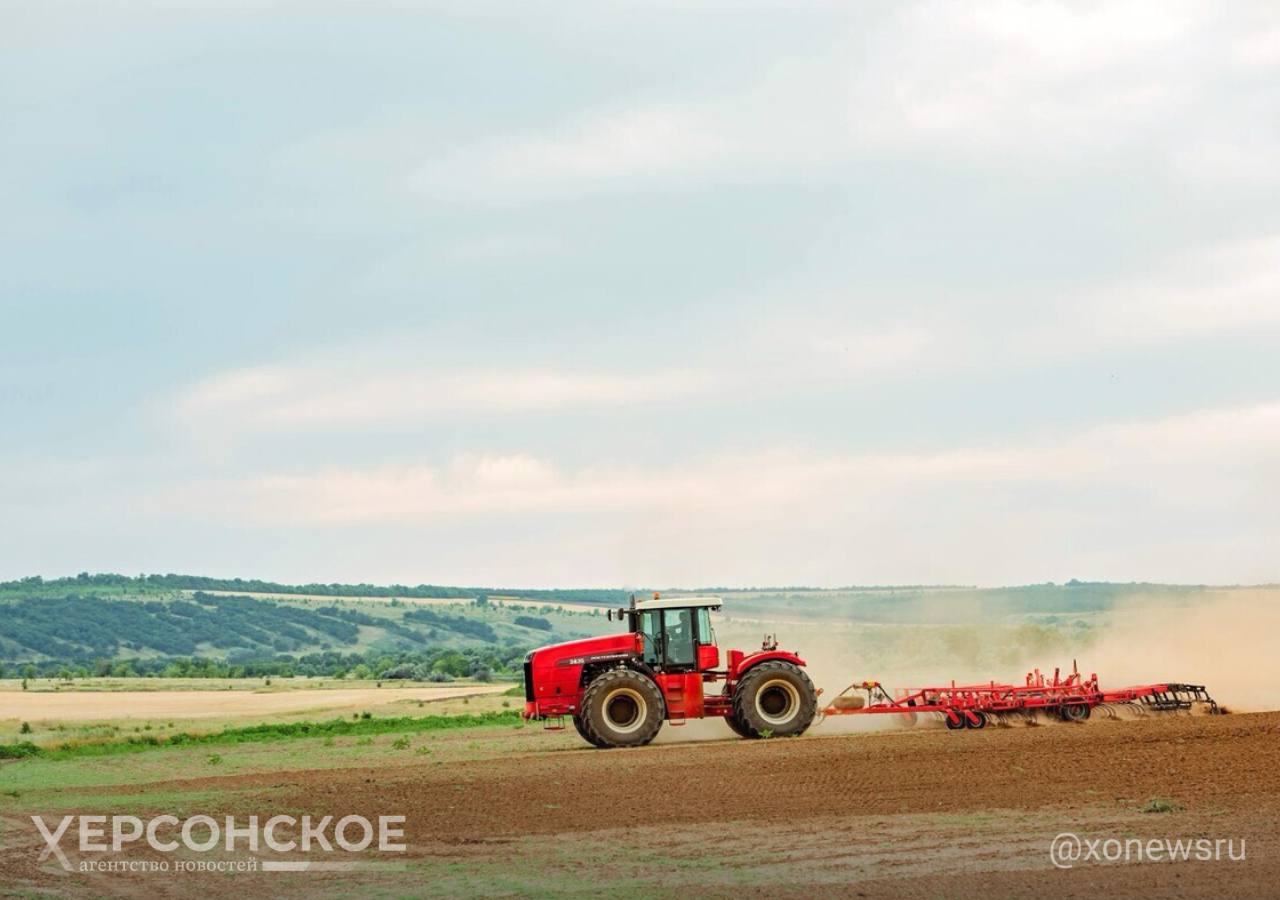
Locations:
572;713;607;748
732;661;817;738
580;669;665;748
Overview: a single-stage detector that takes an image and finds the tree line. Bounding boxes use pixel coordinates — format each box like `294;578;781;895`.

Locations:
2;645;526;682
0;572;630;605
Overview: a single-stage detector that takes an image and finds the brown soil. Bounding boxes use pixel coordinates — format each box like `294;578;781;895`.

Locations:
4;711;1279;898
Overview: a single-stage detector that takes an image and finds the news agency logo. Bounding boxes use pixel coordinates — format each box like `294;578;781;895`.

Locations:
33;814;406;874
1050;832;1245;869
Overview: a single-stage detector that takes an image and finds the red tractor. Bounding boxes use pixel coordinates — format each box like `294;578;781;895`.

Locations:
522;593;818;747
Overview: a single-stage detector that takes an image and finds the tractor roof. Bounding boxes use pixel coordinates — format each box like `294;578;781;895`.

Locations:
632;594;722;611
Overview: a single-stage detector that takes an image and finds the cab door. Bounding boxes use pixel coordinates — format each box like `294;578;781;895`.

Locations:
637;608;697;672
659;607;697;671
650;609;711;722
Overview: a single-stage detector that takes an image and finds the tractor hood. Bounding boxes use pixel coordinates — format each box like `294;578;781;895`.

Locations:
523;631;644;720
526;632;640;667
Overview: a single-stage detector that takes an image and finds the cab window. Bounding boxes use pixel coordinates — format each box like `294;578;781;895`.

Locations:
663;608;696;668
638;610;661;666
696;607;714;645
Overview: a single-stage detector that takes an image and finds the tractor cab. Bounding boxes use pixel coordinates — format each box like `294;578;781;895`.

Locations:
612;593;721;673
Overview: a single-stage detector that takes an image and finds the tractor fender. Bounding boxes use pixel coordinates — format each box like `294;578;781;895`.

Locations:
579;656;656;688
730;649;807;680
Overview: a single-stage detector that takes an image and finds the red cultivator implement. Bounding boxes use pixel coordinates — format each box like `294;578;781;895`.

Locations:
819;662;1220;730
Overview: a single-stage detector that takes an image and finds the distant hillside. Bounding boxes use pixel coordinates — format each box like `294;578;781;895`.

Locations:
708;581;1234;624
0;588;611;671
0;573;630;606
2;572;1268;675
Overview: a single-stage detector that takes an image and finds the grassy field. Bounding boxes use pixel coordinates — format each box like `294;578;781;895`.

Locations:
0;679;520;746
0;685;530;823
0;708;535;816
0;676;509;692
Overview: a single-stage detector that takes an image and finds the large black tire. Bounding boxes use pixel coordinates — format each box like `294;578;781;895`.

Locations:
731;661;817;738
724;710;754;738
580;669;665;748
572;713;608;748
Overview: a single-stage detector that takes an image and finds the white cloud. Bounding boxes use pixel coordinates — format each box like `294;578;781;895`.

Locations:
1232;26;1280;67
166;400;1280;529
410;104;727;202
169;225;1280;441
1092;236;1280;341
393;0;1266;204
172;362;720;430
845;0;1200;157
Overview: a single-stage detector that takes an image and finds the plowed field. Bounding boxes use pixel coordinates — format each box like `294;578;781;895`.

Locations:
3;711;1278;898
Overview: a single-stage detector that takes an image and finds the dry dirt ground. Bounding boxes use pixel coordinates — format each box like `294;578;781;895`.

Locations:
0;684;508;722
3;711;1279;898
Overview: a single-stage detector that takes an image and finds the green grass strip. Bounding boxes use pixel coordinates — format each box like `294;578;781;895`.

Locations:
0;710;522;761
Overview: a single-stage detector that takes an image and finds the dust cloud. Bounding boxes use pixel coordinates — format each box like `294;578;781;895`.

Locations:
1085;589;1280;712
647;589;1279;743
707;587;1280;732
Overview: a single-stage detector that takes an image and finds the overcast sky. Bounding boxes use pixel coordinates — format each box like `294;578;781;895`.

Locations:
3;1;1279;588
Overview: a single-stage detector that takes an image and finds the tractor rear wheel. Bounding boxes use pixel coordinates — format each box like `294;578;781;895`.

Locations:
732;661;817;738
580;669;665;748
724;710;753;738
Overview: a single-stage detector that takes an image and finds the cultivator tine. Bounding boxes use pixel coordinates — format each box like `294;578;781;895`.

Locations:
1148;683;1220;714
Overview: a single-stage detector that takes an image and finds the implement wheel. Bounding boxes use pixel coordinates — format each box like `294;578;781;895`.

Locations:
580;669;664;748
965;711;987;730
732;661;817;738
944;711;967;730
1061;703;1091;722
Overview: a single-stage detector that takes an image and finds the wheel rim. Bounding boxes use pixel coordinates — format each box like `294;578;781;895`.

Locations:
603;687;647;733
755;678;801;726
